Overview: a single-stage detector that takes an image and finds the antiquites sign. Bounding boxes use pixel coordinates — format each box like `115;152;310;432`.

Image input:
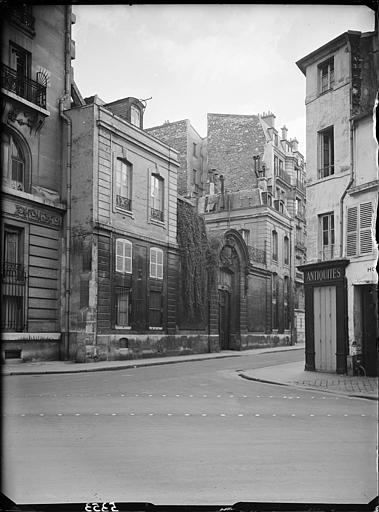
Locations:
13;204;62;227
304;266;345;283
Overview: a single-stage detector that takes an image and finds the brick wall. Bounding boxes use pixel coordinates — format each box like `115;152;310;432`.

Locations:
207;113;267;192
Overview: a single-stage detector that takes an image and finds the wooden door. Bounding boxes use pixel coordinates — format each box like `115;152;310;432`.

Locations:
314;286;336;372
219;290;230;350
361;285;378;377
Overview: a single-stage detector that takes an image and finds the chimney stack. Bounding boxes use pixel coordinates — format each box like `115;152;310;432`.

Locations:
291;137;299;152
281;125;288;140
261;111;276;128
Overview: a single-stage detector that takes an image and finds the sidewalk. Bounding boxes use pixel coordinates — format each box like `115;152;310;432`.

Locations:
1;343;303;376
239;361;378;400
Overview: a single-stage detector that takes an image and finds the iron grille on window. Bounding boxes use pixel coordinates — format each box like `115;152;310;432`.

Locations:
150;208;164;222
1;64;46;109
1;262;27;331
116;195;132;211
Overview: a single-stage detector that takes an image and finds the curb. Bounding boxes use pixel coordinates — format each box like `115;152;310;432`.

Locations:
238;372;379;401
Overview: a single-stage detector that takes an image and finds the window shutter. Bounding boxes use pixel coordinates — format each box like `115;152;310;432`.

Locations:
359;202;372;254
346;206;358;257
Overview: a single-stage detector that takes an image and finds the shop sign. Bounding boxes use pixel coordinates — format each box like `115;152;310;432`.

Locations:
304;266;345;283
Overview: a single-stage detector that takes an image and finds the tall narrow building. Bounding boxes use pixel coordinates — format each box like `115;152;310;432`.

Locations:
296;29;378;375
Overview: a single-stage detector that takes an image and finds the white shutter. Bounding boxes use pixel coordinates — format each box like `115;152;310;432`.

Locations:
346;206;358;257
359;202;373;254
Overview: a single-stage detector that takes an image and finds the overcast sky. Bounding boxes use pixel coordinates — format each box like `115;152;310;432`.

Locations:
72;4;375;156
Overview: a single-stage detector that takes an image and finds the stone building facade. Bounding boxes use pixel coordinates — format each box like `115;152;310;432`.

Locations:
65;97;218;362
297;29;378;375
1;5;79;361
149;112;306;348
146;119;207;198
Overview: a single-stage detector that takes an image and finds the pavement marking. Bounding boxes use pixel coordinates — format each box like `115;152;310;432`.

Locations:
327;414;331;417
243;395;248;398
167;413;173;416
94;413;99;416
129;413;135;416
361;414;366;417
189;395;194;397
75;413;80;416
238;414;244;417
202;413;207;416
58;413;63;416
217;395;221;398
121;394;125;397
149;413;154;416
21;414;25;417
220;413;226;416
175;394;180;397
185;413;190;416
255;414;260;417
112;413;117;416
229;395;235;398
272;414;277;416
162;394;167;397
148;394;153;397
344;414;348;416
291;414;296;416
310;414;315;417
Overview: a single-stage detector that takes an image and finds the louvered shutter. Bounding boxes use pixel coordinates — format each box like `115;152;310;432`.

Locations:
346;206;358;257
359;202;373;254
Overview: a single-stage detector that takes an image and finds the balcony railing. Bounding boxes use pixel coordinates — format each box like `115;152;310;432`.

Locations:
248;245;267;265
1;64;46;109
276;167;292;185
1;262;27;331
150;207;164;222
295;179;306;192
319;244;335;261
116;195;132;211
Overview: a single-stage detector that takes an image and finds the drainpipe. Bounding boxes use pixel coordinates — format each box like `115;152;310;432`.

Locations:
339;38;356;258
59;6;72;359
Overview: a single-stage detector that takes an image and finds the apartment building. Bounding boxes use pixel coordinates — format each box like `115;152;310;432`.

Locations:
297;29;378;375
1;5;78;361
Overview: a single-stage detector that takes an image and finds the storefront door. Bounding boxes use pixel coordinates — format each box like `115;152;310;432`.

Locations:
314;285;337;372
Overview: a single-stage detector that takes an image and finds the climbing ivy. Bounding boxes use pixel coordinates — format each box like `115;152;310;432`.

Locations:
177;200;217;321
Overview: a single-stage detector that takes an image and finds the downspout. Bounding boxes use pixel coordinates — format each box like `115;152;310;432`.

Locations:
339;37;355;258
60;5;72;359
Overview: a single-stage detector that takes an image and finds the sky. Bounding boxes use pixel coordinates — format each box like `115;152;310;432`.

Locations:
72;4;375;156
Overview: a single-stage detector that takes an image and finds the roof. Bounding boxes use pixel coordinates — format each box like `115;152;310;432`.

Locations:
296;30;362;75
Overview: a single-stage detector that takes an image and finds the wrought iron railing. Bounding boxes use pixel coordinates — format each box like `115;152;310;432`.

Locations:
1;262;27;331
248;245;267;265
116;194;132;211
1;64;46;109
150;207;164;222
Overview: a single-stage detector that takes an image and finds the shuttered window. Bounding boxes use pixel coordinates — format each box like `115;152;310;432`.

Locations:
150;248;163;279
346;206;358;257
360;202;373;254
346;202;373;257
115;239;132;273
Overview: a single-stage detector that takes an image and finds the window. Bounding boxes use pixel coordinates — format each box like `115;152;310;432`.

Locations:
193;143;197;157
272;230;278;261
274;156;279;175
1;131;27;191
10;41;31;78
274;133;278;146
116;287;131;327
115;239;132;273
150;174;164;222
284;236;289;265
130;105;141;128
240;229;250;245
115;158;132;211
1;227;26;331
149;290;162;327
318;127;334;178
319;58;334;94
319;213;335;260
279;159;283;174
150;248;163;279
284;276;289;330
272;273;278;330
346;202;373;257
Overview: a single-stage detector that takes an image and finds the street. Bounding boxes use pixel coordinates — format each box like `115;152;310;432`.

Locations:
2;350;377;505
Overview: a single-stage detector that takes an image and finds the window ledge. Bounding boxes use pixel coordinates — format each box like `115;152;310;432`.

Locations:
150;218;166;228
115;206;134;219
149;327;163;331
115;326;131;330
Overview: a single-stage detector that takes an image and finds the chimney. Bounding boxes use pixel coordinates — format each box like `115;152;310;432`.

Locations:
261;111;276;128
291;138;299;152
281;125;288;140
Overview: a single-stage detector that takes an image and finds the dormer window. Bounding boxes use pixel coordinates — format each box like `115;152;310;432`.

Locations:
130;105;141;128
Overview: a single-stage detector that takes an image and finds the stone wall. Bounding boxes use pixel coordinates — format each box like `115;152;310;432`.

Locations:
207;113;267;192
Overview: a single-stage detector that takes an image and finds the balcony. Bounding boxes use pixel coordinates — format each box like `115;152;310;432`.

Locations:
1;64;46;109
1;262;27;332
276;167;292;185
150;207;164;222
319;244;336;261
248;245;267;265
295;179;306;193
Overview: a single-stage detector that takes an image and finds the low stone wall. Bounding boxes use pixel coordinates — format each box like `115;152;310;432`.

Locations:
1;340;60;362
240;332;293;350
69;332;220;363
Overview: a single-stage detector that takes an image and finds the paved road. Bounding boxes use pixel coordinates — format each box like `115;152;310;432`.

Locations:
2;350;377;505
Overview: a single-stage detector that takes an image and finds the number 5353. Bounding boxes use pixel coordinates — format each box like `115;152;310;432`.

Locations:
85;503;118;512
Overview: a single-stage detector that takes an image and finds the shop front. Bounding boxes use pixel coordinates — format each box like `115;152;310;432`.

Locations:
299;259;349;374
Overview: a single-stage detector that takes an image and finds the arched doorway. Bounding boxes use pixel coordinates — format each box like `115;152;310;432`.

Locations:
217;231;248;350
